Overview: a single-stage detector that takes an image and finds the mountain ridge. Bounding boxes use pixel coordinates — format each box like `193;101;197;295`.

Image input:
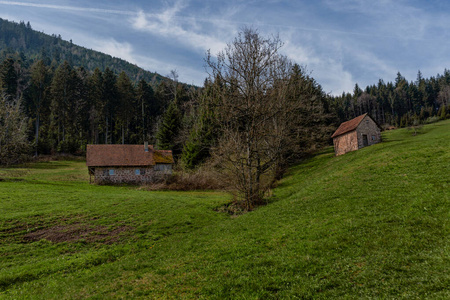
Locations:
0;17;167;85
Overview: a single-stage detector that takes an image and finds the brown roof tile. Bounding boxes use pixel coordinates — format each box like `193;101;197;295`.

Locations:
86;144;165;167
331;113;368;138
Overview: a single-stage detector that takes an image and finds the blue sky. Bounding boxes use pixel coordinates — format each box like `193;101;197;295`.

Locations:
1;0;449;95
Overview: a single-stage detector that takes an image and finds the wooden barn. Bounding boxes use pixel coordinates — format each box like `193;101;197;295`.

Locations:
86;143;173;184
331;113;381;156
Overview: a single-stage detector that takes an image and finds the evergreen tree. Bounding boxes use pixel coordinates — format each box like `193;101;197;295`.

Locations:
49;61;73;150
29;59;50;155
156;99;182;153
0;57;18;99
102;68;118;144
135;79;155;142
88;68;103;144
72;67;90;150
116;71;135;144
181;81;220;169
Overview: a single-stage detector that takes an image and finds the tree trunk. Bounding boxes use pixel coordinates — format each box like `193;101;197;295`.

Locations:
35;113;39;156
122;125;124;145
105;116;108;144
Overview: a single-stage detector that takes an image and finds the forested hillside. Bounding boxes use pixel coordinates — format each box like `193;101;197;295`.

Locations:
0;56;192;162
0;18;196;163
0;18;164;84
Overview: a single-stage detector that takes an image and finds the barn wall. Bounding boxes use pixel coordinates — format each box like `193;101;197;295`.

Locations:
356;116;382;148
333;131;358;156
93;166;171;184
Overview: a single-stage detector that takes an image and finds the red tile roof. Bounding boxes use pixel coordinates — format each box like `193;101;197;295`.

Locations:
331;113;368;138
86;144;173;167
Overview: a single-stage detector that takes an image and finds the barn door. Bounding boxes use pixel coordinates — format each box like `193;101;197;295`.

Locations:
362;134;368;147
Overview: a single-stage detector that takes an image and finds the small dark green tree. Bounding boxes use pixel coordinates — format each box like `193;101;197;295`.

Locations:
0;57;18;99
181;81;220;169
156;99;182;153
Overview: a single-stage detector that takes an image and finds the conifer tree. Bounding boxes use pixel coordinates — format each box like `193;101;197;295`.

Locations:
0;57;18;99
49;61;73;151
102;68;118;144
156;99;182;152
29;59;50;155
116;71;135;144
136;79;155;142
181;82;219;169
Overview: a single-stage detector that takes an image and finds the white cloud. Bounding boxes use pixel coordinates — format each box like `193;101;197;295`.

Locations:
90;39;137;64
0;1;136;15
130;3;227;55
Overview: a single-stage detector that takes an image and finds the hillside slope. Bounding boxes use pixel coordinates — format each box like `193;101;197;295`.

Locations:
0;18;165;84
0;120;449;298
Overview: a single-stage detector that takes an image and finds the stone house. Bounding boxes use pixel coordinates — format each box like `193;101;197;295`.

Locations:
331;113;381;156
86;143;174;184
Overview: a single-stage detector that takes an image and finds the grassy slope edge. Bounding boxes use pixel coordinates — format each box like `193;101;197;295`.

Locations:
0;120;449;299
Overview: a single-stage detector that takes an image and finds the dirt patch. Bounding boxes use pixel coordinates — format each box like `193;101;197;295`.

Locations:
23;223;131;244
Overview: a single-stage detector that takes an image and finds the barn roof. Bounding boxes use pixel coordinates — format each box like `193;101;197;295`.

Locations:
331;113;368;138
86;144;173;167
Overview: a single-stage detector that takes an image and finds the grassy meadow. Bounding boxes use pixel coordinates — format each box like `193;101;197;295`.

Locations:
0;119;449;299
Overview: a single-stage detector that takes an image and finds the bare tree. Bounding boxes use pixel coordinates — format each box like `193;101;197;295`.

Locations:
206;28;299;210
0;94;30;165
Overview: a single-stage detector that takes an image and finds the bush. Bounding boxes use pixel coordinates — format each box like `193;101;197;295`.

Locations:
143;166;227;191
0;95;30;165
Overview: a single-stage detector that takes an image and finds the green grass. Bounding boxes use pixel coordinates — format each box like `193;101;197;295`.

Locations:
1;120;449;299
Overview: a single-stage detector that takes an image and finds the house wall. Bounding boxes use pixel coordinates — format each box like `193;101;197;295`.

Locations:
93;165;172;184
356;116;382;149
333;131;358;156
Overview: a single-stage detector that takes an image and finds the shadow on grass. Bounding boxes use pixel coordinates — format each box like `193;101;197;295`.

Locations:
28;180;74;187
21;162;72;169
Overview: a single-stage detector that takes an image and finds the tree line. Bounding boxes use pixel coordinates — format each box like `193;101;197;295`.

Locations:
329;70;450;128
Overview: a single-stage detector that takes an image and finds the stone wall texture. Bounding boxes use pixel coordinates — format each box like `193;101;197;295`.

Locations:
93;165;172;184
333;131;358;156
356;116;382;149
333;115;381;156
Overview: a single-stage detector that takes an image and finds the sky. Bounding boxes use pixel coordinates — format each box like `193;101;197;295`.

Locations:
1;0;450;95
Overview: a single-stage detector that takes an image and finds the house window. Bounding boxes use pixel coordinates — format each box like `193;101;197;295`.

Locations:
372;135;376;141
109;169;115;176
135;169;140;175
140;169;146;175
